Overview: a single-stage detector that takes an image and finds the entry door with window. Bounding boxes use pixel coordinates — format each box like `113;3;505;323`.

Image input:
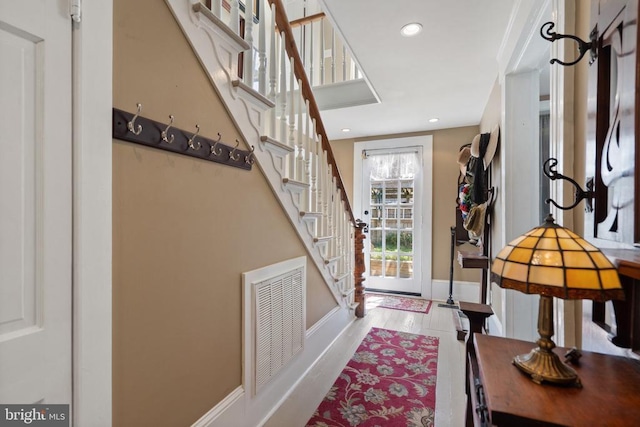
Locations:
362;148;422;294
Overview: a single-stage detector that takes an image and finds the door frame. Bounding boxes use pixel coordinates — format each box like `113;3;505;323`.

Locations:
353;135;433;299
495;0;576;344
71;2;112;425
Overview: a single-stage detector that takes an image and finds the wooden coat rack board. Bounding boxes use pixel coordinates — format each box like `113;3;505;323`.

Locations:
112;106;254;171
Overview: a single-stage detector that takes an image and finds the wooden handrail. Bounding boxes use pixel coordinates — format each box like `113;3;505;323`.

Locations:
268;0;356;225
289;12;325;28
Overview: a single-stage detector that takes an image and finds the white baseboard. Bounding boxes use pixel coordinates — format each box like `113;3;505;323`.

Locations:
191;306;352;427
431;279;481;304
191;387;245;427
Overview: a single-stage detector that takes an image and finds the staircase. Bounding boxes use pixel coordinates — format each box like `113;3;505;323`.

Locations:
166;0;363;312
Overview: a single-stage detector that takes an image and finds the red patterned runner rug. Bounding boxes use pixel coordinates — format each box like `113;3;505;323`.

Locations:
306;327;439;427
366;293;433;314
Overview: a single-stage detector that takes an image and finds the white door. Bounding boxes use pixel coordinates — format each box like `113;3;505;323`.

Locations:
362;147;423;294
0;0;72;405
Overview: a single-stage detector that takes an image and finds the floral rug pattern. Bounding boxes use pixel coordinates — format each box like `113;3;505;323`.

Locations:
366;293;433;314
306;327;439;427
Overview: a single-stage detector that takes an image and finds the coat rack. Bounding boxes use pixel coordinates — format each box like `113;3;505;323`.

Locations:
112;104;254;171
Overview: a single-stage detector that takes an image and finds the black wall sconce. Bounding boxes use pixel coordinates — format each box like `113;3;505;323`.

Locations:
543;158;595;212
540;21;598;66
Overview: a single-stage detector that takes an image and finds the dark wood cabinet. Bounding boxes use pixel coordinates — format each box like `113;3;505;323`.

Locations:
468;334;640;426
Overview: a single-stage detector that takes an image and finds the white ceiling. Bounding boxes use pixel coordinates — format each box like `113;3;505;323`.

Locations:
315;0;516;140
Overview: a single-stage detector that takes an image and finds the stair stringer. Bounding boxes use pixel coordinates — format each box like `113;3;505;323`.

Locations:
165;0;353;309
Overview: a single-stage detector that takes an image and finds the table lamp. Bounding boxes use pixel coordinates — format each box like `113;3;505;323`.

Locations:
490;214;624;387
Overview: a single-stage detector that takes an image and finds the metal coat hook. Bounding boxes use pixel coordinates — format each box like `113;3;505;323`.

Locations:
229;139;241;161
245;145;255;165
187;124;201;151
540;21;598;66
543;158;595;212
210;133;223;156
127;103;143;135
161;115;175;144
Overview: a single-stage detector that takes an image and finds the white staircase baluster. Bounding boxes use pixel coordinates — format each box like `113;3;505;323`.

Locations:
331;27;336;83
268;4;277;137
279;32;287;147
309;21;314;86
288;58;296;180
320;19;325;85
322;150;329;240
297;83;304;185
258;0;267;95
211;0;221;18
306;105;314;213
243;0;255;86
342;45;347;83
230;0;240;36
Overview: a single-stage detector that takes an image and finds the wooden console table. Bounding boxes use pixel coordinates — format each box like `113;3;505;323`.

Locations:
468;334;640;426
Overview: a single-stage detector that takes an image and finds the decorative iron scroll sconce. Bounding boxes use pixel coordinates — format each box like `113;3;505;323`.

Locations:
112;104;254;171
543;158;595;212
540;21;598;66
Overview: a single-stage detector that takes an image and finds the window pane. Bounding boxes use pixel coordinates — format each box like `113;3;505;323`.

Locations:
400;231;413;253
386;218;398;229
385;232;398;252
400;256;413;278
370;230;382;253
384;182;398;204
371;182;383;204
400;181;414;204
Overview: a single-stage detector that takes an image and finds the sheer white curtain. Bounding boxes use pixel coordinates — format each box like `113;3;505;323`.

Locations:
368;151;418;180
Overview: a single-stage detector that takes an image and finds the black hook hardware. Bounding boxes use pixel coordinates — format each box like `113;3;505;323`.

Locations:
540;21;598;66
543;158;595;212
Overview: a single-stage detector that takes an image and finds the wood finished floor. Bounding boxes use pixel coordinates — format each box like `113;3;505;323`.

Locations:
264;299;467;427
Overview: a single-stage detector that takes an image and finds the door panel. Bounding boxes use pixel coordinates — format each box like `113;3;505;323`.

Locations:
0;0;72;405
363;148;422;294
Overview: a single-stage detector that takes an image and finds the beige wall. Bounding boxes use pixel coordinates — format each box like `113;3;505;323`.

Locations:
331;126;482;284
112;1;336;426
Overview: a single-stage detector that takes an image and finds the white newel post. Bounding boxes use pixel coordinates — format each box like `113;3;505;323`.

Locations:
258;0;266;95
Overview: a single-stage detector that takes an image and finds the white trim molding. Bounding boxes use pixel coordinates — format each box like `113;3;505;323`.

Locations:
72;1;113;425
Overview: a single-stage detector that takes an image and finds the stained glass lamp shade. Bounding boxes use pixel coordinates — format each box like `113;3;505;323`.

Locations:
490;214;624;386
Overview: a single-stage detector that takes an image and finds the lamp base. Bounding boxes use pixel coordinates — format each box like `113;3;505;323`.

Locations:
513;347;582;387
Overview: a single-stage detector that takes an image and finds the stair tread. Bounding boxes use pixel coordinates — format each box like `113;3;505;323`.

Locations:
283;178;310;188
232;80;275;108
260;135;295;153
192;3;250;51
324;255;341;264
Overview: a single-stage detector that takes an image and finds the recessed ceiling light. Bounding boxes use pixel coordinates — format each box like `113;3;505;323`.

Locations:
428;118;439;123
401;23;422;37
341;128;351;132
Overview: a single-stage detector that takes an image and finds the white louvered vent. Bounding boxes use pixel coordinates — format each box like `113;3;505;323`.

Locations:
244;258;306;395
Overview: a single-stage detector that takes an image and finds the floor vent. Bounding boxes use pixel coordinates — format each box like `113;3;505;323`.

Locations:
243;257;306;395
